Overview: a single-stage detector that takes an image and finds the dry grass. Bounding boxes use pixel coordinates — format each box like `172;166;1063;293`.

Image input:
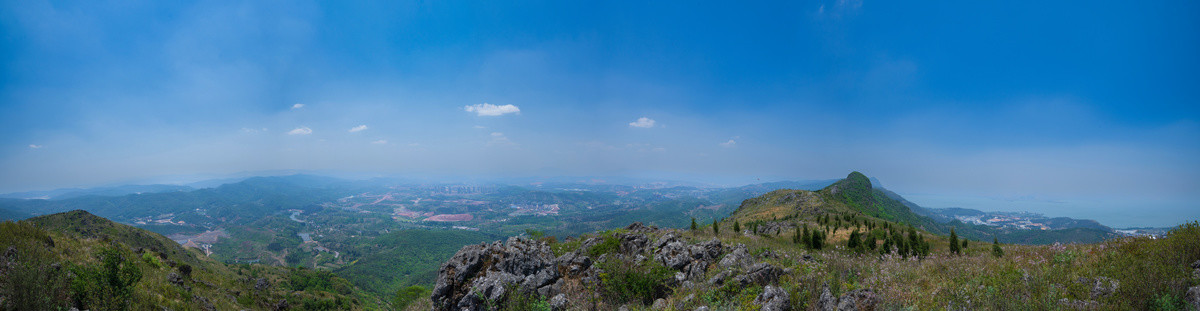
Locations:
652;221;1200;310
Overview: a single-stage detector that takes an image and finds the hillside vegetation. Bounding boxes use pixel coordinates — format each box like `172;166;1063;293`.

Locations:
0;210;382;310
429;172;1200;310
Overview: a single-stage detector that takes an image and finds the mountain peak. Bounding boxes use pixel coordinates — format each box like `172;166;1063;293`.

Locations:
824;171;873;196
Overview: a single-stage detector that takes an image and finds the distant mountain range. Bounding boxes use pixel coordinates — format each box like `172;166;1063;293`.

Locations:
0;173;1150;243
0;184;195;200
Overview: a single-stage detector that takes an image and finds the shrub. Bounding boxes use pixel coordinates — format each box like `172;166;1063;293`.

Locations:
177;264;193;278
141;252;162;268
587;235;621;257
599;258;673;305
991;238;1003;258
494;285;551;311
393;285;428;309
949;228;960;255
70;247;143;311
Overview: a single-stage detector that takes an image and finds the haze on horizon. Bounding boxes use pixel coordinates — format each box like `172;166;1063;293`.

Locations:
1;1;1197;227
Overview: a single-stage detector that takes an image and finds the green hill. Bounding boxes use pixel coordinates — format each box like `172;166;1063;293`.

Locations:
431;173;1200;310
728;172;1117;244
0;210;382;310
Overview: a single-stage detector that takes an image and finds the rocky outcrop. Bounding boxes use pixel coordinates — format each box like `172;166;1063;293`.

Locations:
718;244;752;269
432;223;808;310
432;237;557;311
732;263;784;286
818;286;880;311
754;285;791;311
1058;298;1099;310
1088;277;1118;299
653;238;724;281
1186;286;1200;311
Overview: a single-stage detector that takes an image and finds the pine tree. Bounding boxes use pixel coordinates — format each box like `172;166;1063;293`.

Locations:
690;218;698;231
949;228;961;255
847;229;860;250
793;225;802;244
991;238;1004;258
713;220;720;236
733;221;741;233
801;225;811;249
867;232;877;250
961;239;969;250
880;234;892;255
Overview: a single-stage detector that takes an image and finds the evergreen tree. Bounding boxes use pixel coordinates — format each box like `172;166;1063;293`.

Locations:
896;232;909;257
949;228;961;255
991;238;1004;258
793;225;802;244
712;220;719;236
691;218;697;231
962;239;969;250
880;234;893;255
847;229;860;250
802;226;812;249
867;232;877;250
733;221;741;233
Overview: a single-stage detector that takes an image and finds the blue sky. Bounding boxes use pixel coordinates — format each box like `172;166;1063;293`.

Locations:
1;0;1197;226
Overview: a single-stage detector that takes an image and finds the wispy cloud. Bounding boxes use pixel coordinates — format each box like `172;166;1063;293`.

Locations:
720;140;737;148
464;103;520;116
291;103;305;109
349;125;368;133
629;117;657;128
371;139;387;145
288;127;313;135
488;132;515;146
28;144;42;149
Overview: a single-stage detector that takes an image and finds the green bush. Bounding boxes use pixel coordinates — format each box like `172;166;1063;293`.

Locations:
587;234;621;257
493;285;551;311
0;223;70;311
392;285;428;309
599;259;673;305
70;247;143;311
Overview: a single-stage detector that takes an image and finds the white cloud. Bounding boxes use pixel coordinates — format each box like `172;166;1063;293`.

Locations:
349;125;368;133
371;139;387;145
629;117;656;128
720;140;737;148
28;144;42;149
292;103;304;109
488;132;515;146
288;127;312;135
474;125;486;129
464;103;520;116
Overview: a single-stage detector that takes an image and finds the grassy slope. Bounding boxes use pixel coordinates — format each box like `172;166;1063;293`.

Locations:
525;172;1199;310
728;172;1117;245
622;220;1200;310
335;229;501;297
1;210;384;310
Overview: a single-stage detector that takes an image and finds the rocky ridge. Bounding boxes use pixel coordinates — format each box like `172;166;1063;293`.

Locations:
432;222;881;311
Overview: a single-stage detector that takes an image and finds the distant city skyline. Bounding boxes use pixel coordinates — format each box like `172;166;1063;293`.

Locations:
1;1;1197;227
